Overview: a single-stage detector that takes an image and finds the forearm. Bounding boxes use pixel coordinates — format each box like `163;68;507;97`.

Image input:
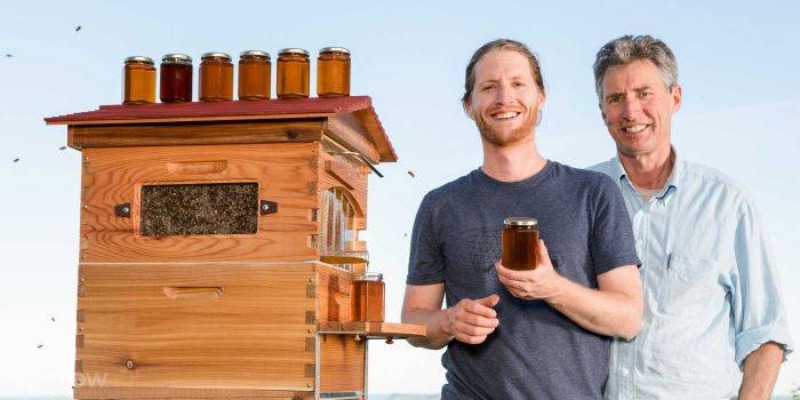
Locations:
738;342;784;400
547;276;642;340
402;307;453;349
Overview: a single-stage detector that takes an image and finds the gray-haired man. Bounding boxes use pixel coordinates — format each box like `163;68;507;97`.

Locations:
590;34;793;399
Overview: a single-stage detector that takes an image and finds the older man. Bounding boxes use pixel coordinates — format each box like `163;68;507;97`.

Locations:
590;35;793;399
401;38;643;400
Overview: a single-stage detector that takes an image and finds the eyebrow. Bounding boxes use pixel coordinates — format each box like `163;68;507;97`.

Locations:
605;85;654;99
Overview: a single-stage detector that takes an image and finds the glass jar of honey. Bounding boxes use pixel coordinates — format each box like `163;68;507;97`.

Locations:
123;56;156;105
200;52;233;102
238;50;271;101
277;48;310;99
501;217;539;270
317;47;351;97
160;54;193;103
351;272;385;322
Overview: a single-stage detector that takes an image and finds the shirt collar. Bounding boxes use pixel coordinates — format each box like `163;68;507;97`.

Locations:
611;146;683;201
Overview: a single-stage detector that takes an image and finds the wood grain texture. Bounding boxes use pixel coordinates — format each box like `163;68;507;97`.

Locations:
69;120;324;149
318;322;426;339
313;264;353;323
324;114;380;164
45;96;398;162
74;387;313;399
80;143;319;262
76;263;318;395
319;333;365;393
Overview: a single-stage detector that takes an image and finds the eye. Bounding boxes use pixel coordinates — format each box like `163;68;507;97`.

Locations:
480;84;496;92
606;95;622;105
512;81;526;88
639;91;652;99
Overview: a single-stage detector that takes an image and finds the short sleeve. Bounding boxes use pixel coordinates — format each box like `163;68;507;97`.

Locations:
589;175;641;275
406;193;446;285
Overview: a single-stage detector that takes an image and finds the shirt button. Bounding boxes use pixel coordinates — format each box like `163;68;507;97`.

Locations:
621;368;630;376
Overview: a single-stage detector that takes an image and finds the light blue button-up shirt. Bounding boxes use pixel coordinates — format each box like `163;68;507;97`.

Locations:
590;152;793;399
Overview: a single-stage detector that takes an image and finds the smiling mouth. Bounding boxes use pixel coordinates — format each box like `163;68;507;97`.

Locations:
492;111;520;120
622;124;648;133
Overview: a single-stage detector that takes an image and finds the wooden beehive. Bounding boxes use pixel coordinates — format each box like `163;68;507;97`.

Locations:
46;97;425;400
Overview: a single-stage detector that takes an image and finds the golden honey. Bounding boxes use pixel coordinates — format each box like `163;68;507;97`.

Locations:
351;272;384;322
501;217;539;270
277;48;310;99
200;52;233;102
317;47;351;97
238;50;271;101
123;56;156;105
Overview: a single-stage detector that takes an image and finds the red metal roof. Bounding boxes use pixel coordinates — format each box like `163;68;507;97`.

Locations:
45;96;375;125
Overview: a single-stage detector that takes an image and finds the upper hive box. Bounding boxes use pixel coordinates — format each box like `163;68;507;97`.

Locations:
46;96;396;266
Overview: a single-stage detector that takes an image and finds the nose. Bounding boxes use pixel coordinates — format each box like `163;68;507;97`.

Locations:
494;82;513;105
621;98;640;121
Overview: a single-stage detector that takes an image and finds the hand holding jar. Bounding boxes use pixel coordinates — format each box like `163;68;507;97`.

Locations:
495;239;565;301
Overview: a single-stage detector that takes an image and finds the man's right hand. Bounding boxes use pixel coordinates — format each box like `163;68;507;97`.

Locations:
441;294;500;345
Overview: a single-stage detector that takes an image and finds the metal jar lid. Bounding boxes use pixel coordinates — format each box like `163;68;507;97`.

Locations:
278;48;309;57
161;53;192;64
240;50;271;60
201;52;232;61
353;272;383;282
503;217;538;226
124;56;154;65
319;47;350;55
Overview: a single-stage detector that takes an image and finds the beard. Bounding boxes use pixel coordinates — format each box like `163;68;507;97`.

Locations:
474;110;538;147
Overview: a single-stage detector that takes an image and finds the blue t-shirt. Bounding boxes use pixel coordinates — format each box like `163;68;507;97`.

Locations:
407;161;640;400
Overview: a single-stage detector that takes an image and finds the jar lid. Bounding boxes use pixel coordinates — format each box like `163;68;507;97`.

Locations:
124;56;154;64
353;272;383;282
240;50;271;60
202;52;232;60
279;48;309;56
162;53;193;64
319;47;351;55
504;217;538;226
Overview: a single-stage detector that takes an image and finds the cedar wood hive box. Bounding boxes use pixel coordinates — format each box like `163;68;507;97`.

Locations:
46;96;425;400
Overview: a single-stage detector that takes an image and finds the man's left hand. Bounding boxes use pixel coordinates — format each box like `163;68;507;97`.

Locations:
495;239;564;301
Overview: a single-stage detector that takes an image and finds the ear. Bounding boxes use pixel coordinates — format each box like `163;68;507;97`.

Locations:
462;99;474;120
599;102;609;125
671;84;682;112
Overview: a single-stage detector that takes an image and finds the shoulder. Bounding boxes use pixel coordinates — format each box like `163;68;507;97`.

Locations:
551;161;620;192
586;159;616;177
681;160;752;208
420;170;476;208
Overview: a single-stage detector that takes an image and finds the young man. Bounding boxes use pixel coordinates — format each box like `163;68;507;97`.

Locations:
401;39;643;400
590;34;793;399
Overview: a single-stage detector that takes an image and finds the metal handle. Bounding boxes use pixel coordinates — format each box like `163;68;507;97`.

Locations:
329;151;384;178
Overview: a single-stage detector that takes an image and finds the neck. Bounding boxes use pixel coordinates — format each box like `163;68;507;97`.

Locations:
481;136;547;182
618;146;674;190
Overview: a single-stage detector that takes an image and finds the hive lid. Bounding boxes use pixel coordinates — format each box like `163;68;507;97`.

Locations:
44;96;397;162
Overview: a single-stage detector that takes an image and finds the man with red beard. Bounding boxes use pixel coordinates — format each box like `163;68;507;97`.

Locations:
401;39;644;400
590;35;793;399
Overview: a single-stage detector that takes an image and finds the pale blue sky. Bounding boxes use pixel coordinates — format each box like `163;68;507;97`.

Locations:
1;0;798;396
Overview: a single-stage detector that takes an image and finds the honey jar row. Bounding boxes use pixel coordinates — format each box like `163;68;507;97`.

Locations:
123;47;351;104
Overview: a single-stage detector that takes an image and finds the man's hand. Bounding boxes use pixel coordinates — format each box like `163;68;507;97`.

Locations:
442;294;500;345
496;239;564;301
